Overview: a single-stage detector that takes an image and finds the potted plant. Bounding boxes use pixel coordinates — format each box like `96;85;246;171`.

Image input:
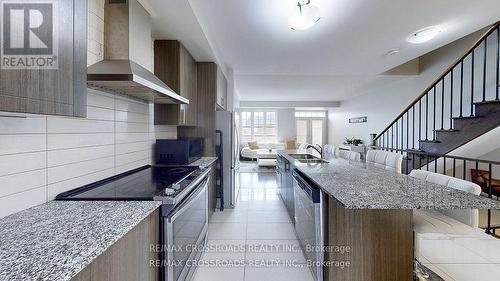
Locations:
344;137;363;146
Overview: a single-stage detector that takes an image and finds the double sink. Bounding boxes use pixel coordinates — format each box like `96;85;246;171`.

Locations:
288;154;329;164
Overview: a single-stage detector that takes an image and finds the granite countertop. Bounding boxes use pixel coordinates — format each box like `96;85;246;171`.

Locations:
278;150;500;210
188;157;217;168
0;201;161;281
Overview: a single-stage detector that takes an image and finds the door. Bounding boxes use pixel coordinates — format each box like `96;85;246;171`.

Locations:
296;118;327;146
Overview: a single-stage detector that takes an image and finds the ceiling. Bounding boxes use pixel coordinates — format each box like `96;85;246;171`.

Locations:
146;0;500;102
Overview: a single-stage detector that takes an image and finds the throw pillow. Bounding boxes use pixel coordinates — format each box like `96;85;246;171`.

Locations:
248;141;259;150
285;139;297;149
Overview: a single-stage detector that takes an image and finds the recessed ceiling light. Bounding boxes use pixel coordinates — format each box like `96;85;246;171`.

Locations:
407;26;441;44
288;1;321;31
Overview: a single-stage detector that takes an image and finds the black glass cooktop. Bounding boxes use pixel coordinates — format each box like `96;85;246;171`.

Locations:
55;165;198;200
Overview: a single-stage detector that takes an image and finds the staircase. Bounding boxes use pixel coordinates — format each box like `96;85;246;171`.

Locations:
374;22;500;174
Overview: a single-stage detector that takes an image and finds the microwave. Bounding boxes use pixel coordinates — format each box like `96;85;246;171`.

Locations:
155;138;204;165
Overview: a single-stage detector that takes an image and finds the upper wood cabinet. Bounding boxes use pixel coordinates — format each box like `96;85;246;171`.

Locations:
0;0;87;117
216;68;227;109
154;40;197;126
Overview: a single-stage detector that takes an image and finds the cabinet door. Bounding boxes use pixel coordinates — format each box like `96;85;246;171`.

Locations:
179;44;197;125
154;40;197;125
216;67;227;109
0;0;87;117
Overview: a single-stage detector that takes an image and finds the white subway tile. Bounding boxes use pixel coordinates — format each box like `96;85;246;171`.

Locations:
115;98;150;114
0;135;46;155
47;118;114;134
87;90;114;109
0;187;47;219
47;133;114;150
116;141;151;155
48;145;114;167
115;111;149;124
0;170;46;198
115;122;149;133
0;152;46;177
86;106;115;121
115;158;151;175
0;116;45;134
47;168;114;200
116;132;149;144
48;156;114;184
115;150;149;167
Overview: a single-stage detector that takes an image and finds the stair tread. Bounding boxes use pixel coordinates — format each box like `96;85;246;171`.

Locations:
419;139;440;143
474;100;500;106
434;129;459;132
452;115;482;120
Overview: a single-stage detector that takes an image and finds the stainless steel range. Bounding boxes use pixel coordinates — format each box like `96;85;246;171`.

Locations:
56;165;210;281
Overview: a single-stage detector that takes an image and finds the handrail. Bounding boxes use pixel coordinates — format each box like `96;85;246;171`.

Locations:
375;21;500;141
371;146;500;166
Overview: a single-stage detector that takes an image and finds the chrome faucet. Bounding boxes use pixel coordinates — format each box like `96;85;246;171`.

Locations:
306;144;323;158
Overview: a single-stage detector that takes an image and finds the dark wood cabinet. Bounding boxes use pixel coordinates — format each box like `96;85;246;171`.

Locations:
154;40;197;126
71;210;160;281
178;62;220;156
0;0;87;117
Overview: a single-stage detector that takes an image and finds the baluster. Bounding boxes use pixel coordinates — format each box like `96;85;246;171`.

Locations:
425;92;429;140
443;156;447;175
488;163;493;198
391;125;394;149
395;120;398;150
441;79;445;129
406;111;409;150
401;115;404;150
450;70;454;129
434;156;438;172
412;106;415;149
496;27;499;100
433;87;436;140
459;61;464;117
483;38;487;102
419;100;422;142
463;160;466;180
471;50;475;116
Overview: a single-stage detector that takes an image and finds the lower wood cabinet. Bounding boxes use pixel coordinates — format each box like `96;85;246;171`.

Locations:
71;210;159;281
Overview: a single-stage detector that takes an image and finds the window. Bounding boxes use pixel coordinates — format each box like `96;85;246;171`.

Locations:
296;111;327;146
240;111;278;143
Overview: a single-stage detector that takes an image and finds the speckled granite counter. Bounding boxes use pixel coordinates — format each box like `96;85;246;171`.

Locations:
188;157;217;168
0;201;161;281
278;150;500;210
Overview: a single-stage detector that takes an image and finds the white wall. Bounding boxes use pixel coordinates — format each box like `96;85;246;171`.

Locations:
277;109;296;142
0;0;177;218
328;28;489;146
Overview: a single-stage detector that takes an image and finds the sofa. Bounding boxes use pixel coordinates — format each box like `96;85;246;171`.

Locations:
240;143;286;160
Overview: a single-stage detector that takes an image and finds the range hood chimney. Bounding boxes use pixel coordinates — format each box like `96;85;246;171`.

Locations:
87;0;188;104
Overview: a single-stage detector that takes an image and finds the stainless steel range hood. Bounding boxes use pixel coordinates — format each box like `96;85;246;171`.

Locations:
87;0;188;104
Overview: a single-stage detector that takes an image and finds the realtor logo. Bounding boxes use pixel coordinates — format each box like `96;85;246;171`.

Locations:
1;0;58;69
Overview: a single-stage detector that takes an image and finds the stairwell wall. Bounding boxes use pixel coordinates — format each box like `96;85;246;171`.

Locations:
328;27;496;147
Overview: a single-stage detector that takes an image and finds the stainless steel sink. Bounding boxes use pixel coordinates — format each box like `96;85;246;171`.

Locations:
295;159;329;164
289;154;321;160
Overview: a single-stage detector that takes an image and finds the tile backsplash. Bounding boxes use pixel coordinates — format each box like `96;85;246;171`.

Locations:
0;0;177;218
0;89;177;218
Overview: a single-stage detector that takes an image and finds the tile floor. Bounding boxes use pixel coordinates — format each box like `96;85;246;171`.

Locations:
192;172;314;281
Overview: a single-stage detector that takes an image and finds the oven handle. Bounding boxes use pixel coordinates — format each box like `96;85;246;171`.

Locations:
168;175;209;222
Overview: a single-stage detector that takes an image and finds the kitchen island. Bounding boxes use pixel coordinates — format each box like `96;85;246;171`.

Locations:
277;150;500;281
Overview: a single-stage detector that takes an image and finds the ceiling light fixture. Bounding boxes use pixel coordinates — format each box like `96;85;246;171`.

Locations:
407;26;441;44
288;0;321;31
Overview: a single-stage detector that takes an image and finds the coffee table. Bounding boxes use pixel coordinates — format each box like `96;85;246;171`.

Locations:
256;149;277;167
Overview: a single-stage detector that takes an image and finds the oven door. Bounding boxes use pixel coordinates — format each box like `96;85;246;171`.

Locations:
163;176;209;281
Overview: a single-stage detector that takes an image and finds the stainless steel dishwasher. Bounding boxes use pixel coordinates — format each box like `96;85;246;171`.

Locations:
293;169;325;281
